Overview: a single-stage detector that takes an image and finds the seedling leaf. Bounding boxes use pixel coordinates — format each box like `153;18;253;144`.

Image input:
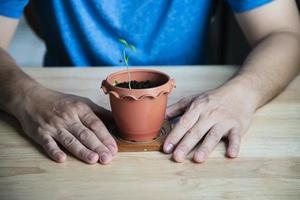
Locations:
125;55;129;65
129;44;136;52
118;38;129;47
118;37;135;90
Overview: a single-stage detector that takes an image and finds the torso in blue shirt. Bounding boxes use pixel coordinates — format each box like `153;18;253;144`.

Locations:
34;0;213;66
0;0;273;66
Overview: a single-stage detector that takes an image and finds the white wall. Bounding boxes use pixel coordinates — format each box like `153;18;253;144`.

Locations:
8;17;45;67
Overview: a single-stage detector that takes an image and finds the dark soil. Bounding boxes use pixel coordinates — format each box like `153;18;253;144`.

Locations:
116;80;159;89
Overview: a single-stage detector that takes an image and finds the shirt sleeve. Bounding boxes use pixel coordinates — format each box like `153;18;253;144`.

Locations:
0;0;29;19
226;0;273;13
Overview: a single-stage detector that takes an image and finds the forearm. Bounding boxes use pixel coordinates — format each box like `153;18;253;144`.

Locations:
0;47;40;115
225;31;300;109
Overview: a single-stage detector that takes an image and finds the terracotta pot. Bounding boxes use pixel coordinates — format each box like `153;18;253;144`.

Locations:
101;69;175;142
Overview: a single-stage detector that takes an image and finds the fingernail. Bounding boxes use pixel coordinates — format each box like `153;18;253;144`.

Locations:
100;153;109;163
88;153;98;161
195;151;205;163
165;143;174;153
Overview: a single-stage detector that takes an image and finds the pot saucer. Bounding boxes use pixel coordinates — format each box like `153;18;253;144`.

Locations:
108;121;172;152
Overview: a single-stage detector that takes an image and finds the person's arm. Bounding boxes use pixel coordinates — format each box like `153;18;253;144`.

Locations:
163;0;300;163
0;16;117;164
230;0;300;108
0;15;36;115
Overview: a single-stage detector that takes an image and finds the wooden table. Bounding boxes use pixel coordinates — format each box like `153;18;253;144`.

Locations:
0;66;299;200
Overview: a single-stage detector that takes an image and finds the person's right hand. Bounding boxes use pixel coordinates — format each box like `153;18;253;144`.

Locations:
12;84;117;164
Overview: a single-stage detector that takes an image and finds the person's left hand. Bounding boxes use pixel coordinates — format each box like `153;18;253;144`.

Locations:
163;84;258;163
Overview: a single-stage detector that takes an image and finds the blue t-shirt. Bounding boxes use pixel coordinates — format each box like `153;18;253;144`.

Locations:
0;0;272;66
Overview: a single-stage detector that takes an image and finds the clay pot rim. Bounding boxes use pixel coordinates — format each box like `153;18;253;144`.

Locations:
101;68;176;100
107;68;171;90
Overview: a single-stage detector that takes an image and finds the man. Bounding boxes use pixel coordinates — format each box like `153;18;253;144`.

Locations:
0;0;299;165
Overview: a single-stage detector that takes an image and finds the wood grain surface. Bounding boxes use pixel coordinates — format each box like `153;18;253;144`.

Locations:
0;66;299;200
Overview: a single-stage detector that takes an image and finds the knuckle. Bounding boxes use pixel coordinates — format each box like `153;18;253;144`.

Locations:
207;130;221;142
60;112;72;121
36;127;51;139
78;129;91;141
81;112;91;121
41;138;53;149
48;148;57;156
78;149;88;159
193;128;205;139
36;127;47;138
41;135;51;144
63;136;76;147
202;107;217;119
73;101;88;111
56;129;65;138
41;139;57;155
178;116;191;129
179;122;189;131
90;120;103;131
211;125;224;134
94;145;106;154
64;103;75;112
50;117;66;128
68;121;81;130
98;129;110;140
37;127;44;135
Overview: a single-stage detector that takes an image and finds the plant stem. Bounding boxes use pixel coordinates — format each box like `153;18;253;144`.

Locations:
127;64;131;90
123;48;132;90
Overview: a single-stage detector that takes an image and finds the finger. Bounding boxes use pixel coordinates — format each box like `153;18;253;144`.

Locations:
172;117;215;163
39;134;67;163
193;123;232;163
54;128;100;164
68;120;114;164
163;105;201;154
226;128;241;158
165;96;196;120
78;110;118;156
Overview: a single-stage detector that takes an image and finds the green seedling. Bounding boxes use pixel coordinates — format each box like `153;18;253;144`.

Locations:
118;38;136;90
